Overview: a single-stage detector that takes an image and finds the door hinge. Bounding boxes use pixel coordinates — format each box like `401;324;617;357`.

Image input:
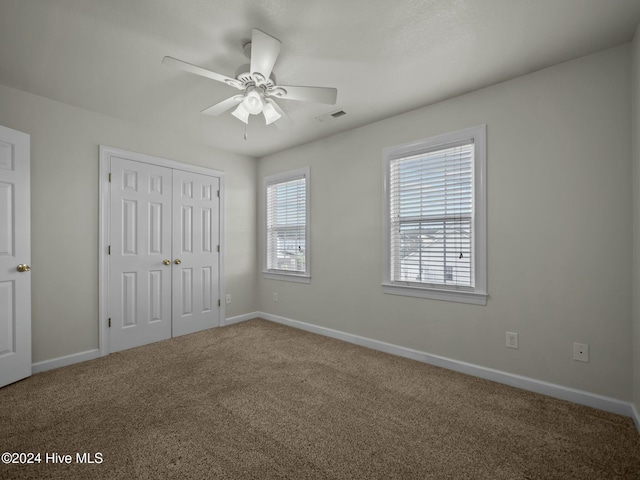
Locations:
108;318;111;328
108;173;112;182
218;299;221;307
108;245;111;255
217;245;220;252
217;190;220;198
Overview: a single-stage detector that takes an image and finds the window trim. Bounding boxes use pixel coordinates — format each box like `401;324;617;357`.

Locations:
382;125;487;305
262;167;311;283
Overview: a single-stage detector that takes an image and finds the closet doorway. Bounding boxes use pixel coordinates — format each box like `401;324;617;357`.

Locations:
99;147;224;354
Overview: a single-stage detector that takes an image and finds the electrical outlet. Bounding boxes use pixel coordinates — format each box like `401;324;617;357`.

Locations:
225;294;231;305
573;343;589;362
273;292;278;303
506;332;518;349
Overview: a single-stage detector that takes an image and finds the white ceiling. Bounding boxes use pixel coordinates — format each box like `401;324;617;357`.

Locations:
1;0;639;158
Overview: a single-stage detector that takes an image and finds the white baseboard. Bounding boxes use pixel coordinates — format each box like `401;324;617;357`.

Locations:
32;349;101;374
222;312;260;326
258;312;637;422
632;403;640;431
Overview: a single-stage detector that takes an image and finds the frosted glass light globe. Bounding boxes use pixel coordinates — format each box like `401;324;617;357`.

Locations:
263;100;281;125
243;91;263;115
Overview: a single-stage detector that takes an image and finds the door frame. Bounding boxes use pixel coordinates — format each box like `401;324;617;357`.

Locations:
98;145;225;356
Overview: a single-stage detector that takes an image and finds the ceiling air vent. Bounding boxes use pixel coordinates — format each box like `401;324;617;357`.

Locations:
316;110;347;122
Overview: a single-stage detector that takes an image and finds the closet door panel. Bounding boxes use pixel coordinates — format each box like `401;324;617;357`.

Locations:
172;171;220;337
109;158;173;352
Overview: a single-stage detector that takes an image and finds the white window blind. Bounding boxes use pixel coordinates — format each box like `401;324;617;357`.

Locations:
389;141;474;289
266;175;307;273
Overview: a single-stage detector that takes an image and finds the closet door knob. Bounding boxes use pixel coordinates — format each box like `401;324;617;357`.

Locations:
174;259;182;265
163;259;171;265
16;264;31;272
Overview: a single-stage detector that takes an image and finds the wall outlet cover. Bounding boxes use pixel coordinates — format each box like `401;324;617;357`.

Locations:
573;342;589;362
506;332;518;349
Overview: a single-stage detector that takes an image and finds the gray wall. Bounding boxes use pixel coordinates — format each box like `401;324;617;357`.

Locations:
632;24;640;414
258;45;633;401
0;84;258;363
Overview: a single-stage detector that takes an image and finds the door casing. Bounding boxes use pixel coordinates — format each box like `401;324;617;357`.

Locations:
99;146;225;355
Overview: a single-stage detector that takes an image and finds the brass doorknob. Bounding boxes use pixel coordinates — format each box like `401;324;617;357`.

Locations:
16;264;31;272
163;259;171;265
174;259;182;265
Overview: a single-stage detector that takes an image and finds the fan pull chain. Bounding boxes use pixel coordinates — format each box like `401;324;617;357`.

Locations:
244;122;248;141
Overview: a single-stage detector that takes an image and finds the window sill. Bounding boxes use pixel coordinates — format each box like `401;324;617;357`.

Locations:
263;272;311;284
382;283;487;305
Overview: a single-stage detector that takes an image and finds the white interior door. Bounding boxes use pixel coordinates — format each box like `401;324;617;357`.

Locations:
109;157;173;352
0;125;31;388
172;170;220;337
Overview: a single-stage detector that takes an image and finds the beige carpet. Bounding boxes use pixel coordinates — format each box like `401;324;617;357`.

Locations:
1;318;639;479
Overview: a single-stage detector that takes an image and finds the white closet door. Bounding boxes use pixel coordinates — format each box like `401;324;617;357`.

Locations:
109;158;173;352
172;170;220;337
0;125;30;388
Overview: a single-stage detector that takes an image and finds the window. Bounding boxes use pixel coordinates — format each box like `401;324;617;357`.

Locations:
383;125;487;305
263;167;310;283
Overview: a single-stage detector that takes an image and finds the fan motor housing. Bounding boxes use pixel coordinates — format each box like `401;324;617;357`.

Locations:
235;64;276;90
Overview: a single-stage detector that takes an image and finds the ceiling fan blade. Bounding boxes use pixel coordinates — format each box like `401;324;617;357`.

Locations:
162;56;243;89
250;29;281;82
201;95;244;116
268;100;294;130
274;85;337;105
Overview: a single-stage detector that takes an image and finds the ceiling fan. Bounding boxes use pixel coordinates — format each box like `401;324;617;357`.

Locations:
162;29;338;130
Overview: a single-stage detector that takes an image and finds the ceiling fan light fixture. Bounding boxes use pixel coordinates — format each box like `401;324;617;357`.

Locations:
164;28;337;132
263;100;281;125
243;90;263;115
231;103;250;124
